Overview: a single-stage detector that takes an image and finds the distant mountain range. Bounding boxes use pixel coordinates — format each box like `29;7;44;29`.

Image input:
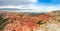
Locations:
0;8;33;10
0;8;49;13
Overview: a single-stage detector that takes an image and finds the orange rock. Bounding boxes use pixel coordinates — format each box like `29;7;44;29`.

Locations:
3;13;51;31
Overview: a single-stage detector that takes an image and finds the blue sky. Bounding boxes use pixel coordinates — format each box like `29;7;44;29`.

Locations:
0;0;60;12
0;0;60;6
37;0;60;5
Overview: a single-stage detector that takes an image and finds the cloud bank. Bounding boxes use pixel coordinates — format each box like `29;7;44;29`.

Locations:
0;0;37;6
0;0;60;12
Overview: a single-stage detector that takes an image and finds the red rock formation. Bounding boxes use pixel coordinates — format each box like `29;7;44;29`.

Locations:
3;13;51;31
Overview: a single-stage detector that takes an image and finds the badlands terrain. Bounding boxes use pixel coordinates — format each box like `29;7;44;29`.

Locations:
0;10;60;31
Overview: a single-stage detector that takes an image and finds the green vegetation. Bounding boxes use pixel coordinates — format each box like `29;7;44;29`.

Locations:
0;14;11;31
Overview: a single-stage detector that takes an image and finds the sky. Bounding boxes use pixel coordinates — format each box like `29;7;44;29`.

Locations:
0;0;60;12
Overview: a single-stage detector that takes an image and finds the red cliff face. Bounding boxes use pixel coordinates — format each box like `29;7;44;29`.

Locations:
3;13;51;31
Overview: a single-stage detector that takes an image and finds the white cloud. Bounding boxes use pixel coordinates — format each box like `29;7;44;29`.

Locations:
0;0;60;12
0;4;60;12
29;0;37;2
0;6;17;8
0;0;37;6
